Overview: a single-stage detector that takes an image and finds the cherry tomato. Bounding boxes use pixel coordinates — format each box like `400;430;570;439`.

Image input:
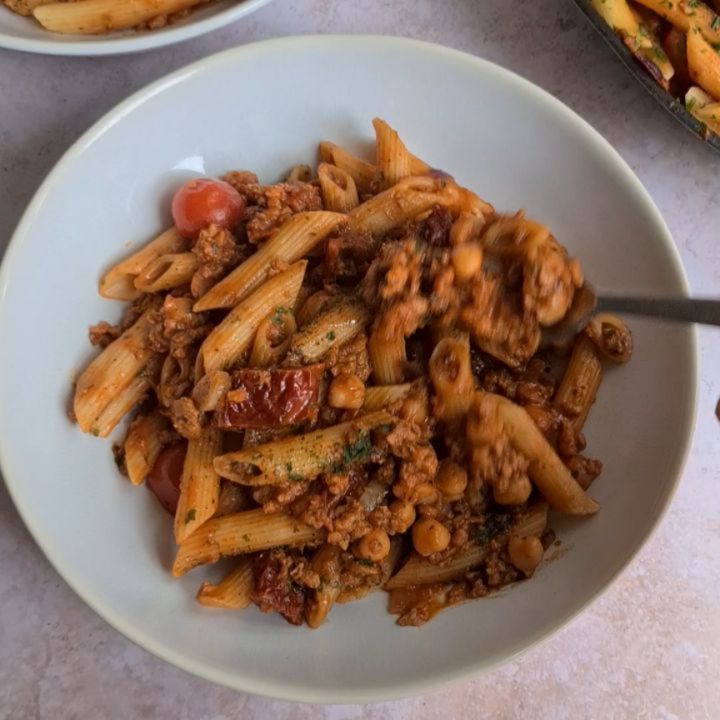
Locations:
147;443;187;515
171;178;245;239
216;365;324;430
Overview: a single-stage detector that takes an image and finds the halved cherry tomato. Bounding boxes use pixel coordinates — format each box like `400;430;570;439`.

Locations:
215;365;324;430
147;442;187;515
171;178;245;239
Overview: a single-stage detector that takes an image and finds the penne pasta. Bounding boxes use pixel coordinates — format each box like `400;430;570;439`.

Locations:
74;303;161;433
363;383;412;411
172;509;323;576
287;298;370;364
368;323;406;385
584;313;633;364
373;117;429;187
317;163;360;212
124;411;169;486
89;375;151;439
248;308;297;368
554;334;603;431
473;392;599;515
191;370;231;413
295;290;333;328
34;0;206;35
285;164;312;183
385;503;548;589
196;557;254;609
305;544;343;629
428;334;474;421
213;411;394;486
133;252;198;293
318;141;382;195
174;426;223;544
99;228;187;300
5;0;53;16
348;176;453;237
193;212;343;312
197;262;306;376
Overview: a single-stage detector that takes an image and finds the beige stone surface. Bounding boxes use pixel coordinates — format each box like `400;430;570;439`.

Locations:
1;1;719;718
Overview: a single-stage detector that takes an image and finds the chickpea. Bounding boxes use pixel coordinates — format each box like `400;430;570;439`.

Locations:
412;518;451;557
389;499;416;534
354;529;391;562
436;460;468;499
328;373;366;409
493;475;532;506
413;483;439;506
508;536;544;575
451;242;483;282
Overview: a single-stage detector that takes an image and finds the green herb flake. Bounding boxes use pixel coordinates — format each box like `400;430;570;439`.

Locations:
184;508;197;524
271;307;288;326
325;330;336;341
472;513;512;545
712;16;720;30
90;428;100;437
686;97;697;112
356;558;375;567
341;432;372;466
285;461;305;482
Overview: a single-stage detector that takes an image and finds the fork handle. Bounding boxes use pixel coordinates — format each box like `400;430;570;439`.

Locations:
597;296;720;327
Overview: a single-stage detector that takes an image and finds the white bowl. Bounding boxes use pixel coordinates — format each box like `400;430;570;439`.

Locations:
0;36;696;702
0;0;272;55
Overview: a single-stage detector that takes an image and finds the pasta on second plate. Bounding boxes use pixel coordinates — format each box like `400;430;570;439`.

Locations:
72;118;632;627
3;0;215;35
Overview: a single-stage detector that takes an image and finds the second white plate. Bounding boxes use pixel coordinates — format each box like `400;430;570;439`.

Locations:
0;0;273;56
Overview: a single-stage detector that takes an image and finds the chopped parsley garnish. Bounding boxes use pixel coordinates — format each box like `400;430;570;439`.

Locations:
185;508;197;524
285;462;305;482
325;330;336;341
341;433;372;466
472;513;512;545
713;16;720;30
271;307;288;325
686;97;697;112
325;432;373;474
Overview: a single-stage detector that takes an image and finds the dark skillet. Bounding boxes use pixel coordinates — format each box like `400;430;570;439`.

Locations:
572;0;720;153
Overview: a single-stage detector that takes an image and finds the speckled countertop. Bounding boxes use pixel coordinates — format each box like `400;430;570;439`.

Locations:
1;1;719;718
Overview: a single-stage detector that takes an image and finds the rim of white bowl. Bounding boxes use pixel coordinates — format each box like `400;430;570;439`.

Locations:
0;0;273;56
0;35;699;703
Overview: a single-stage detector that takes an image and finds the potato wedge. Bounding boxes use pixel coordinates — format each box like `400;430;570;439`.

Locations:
592;0;675;88
634;0;720;45
685;85;720;132
687;26;720;99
